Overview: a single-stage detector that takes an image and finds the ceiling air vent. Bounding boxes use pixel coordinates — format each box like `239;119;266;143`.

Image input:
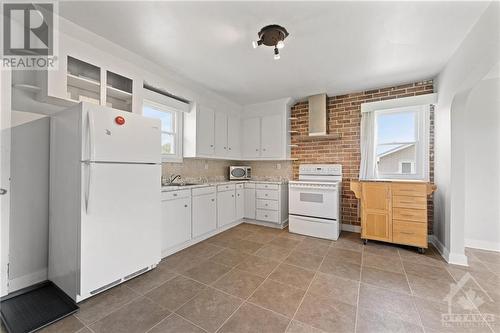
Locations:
308;93;328;136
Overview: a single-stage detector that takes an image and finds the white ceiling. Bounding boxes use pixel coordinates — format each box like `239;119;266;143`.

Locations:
59;1;489;105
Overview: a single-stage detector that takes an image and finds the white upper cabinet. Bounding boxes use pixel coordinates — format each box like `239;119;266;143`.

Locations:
198;106;216;156
227;115;241;158
261;114;283;158
242;117;261;158
214;112;228;156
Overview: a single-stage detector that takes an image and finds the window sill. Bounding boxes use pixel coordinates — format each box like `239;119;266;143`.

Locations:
162;156;183;163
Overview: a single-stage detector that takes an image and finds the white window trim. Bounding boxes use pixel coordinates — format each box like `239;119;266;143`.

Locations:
143;99;184;163
373;104;430;181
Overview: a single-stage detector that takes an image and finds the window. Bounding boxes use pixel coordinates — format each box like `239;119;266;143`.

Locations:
373;105;429;180
143;100;183;162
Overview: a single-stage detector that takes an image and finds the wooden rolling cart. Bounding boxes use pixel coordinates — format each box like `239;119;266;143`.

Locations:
350;180;436;253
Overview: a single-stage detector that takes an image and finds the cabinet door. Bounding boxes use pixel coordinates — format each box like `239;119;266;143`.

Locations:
242;117;261;158
261;114;282;158
217;190;236;227
197;106;215;156
244;188;256;219
227;115;240;158
236;188;244;220
361;183;391;242
161;197;192;252
192;193;217;238
214;112;228;156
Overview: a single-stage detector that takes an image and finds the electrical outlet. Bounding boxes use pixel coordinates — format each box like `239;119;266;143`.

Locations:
204;163;209;170
276;163;281;170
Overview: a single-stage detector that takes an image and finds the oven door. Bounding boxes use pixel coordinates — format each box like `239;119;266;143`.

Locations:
289;182;339;220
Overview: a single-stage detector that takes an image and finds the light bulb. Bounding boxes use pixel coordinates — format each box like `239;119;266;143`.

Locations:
276;40;285;49
252;40;258;48
274;47;280;60
274;53;280;60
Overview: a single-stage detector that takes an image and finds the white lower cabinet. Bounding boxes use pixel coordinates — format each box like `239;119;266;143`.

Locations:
244;183;256;219
192;187;217;238
161;196;192;253
236;186;244;220
217;187;236;227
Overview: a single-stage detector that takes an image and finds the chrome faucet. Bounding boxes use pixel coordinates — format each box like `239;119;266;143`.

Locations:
169;174;182;184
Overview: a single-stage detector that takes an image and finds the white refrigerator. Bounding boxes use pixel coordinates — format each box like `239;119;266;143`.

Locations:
49;102;161;302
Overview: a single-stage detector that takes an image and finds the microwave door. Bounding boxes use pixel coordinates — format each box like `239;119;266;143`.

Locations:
231;167;246;179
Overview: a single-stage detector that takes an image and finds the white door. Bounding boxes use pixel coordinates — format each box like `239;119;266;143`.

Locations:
80;163;161;295
261;114;282;158
244;187;256;219
242;117;261;158
192;193;217;238
0;69;11;297
217;190;236;227
197;106;215;156
227;115;240;158
161;197;192;252
236;188;244;220
214;112;228;157
83;106;161;163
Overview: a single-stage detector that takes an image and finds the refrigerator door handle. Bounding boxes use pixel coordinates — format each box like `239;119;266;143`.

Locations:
85;162;92;214
88;110;95;161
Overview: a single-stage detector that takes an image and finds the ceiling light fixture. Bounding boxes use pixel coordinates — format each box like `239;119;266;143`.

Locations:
252;24;289;60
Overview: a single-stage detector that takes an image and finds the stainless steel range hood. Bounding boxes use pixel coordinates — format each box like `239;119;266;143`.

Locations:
308;93;328;136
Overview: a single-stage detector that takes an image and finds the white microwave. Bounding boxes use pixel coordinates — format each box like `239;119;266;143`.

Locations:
229;166;252;180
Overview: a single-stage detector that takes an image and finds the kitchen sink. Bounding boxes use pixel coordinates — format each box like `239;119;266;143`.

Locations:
164;183;199;187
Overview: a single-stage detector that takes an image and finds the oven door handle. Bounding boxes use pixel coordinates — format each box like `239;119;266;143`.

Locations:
289;184;338;190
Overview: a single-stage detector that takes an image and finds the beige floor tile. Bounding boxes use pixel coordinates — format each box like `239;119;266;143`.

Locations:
210;248;249;267
249;279;306;318
255;244;293;261
358;283;421;325
286;320;326;333
284;250;324;271
226;239;264;254
308;272;359;306
402;261;454;282
183;260;232;284
294;292;356;333
145;275;205;311
75;328;91;333
182;242;225;259
234;222;264;232
212;269;265;298
362;252;404;274
125;264;177;295
148;314;205;333
361;266;411;294
279;232;306;241
407;274;460;303
176;287;242;332
218;302;290;333
75;285;140;325
356;307;423;333
236;255;280;278
294;238;331;257
89;297;169;333
363;241;400;257
38;315;84;333
399;247;448;267
327;247;362;265
270;237;302;250
223;228;255;240
318;256;361;281
245;231;279;244
469;249;500;265
269;263;315;289
161;251;208;273
331;235;364;253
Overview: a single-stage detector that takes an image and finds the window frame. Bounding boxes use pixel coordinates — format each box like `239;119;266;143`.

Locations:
373;105;429;181
142;99;184;163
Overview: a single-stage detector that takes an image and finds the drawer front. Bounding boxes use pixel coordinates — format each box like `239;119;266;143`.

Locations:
217;184;236;192
256;199;279;211
393;220;427;247
392;183;427;197
192;186;216;196
244;183;256;189
256;209;279;223
393;195;427;209
161;189;191;201
256;183;279;190
236;183;244;189
256;189;279;200
393;208;427;223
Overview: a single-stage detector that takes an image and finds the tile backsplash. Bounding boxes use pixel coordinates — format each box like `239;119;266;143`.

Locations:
162;159;292;182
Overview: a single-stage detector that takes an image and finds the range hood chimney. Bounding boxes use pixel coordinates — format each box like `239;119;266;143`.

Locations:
308;93;328;136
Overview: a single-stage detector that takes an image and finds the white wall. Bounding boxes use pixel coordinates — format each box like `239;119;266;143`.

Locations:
464;78;500;251
434;1;500;264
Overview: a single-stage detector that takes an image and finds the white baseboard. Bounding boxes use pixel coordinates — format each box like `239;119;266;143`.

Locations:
8;268;47;293
429;235;468;266
465;238;500;252
341;224;361;233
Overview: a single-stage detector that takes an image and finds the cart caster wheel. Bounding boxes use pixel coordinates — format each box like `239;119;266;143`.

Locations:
363;239;368;245
418;248;425;254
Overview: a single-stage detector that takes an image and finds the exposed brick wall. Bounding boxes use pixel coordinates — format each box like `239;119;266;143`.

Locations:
290;81;435;232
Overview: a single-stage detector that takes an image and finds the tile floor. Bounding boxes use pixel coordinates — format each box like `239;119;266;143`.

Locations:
3;222;500;333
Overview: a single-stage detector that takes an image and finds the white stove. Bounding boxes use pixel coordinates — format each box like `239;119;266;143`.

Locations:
288;164;342;240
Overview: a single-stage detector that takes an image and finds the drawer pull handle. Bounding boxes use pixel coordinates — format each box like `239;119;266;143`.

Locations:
400;231;414;235
400;213;414;217
211;199;215;202
184;204;188;208
173;193;177;197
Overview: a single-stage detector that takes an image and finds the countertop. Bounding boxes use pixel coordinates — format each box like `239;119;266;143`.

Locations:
161;180;288;192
